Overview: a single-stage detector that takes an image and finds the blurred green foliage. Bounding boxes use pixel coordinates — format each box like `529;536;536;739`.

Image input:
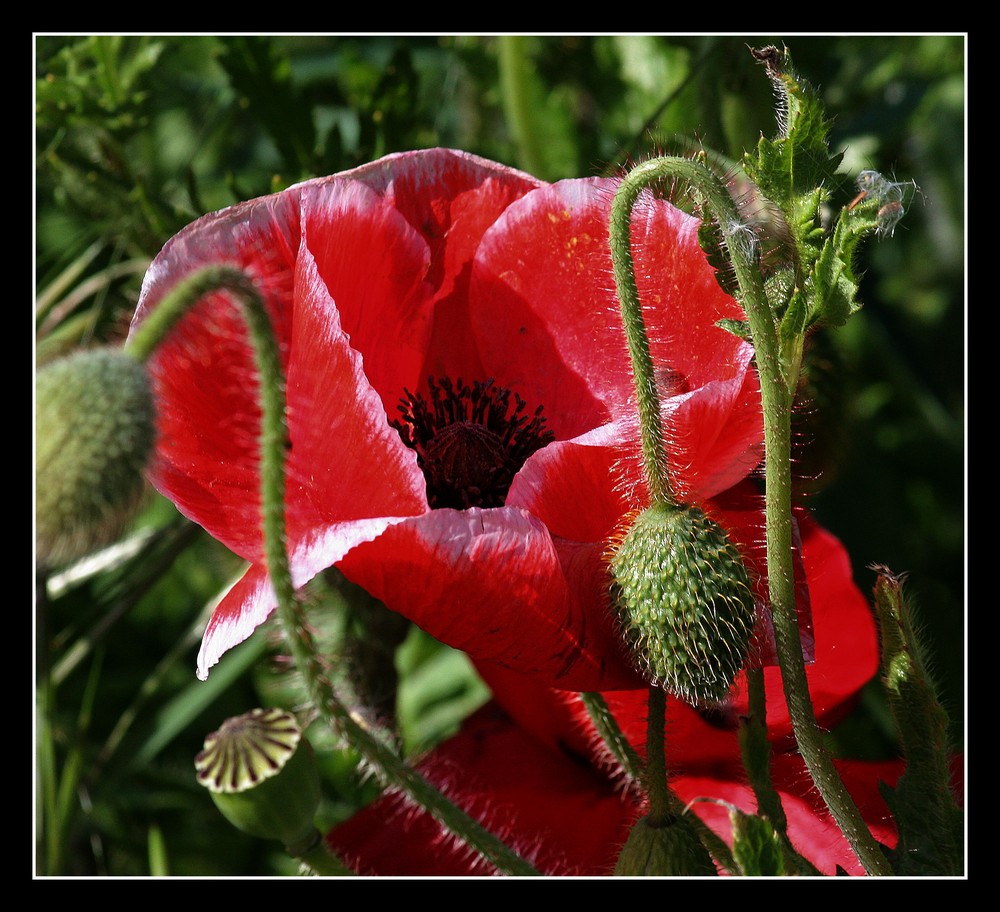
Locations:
35;35;964;876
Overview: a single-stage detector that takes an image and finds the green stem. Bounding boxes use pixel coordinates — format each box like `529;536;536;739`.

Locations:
758;344;890;877
740;667;786;828
124;266;252;364
497;36;547;179
286;829;356;876
131;265;539;877
580;692;737;873
608;179;680;835
579;692;644;783
609;157;892;876
741;668;820;876
609;173;673;505
644;686;671;826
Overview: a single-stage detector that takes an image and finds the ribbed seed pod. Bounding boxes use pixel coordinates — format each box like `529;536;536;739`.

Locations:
610;502;757;705
195;708;321;846
35;348;156;566
614;814;718;876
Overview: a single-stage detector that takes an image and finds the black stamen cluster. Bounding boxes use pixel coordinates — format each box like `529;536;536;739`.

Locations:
392;377;555;510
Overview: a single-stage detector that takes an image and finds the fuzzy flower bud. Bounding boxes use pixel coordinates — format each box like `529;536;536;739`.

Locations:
610;502;757;705
194;708;321;847
35;348;156;566
614;814;718;876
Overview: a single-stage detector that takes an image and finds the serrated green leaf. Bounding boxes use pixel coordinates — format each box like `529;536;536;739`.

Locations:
741;46;899;338
805;199;881;328
808;236;858;328
716;317;752;341
743;46;846;320
779;290;808;341
730;808;786;876
744;47;840;207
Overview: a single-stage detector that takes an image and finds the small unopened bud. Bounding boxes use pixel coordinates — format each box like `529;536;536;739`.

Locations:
614;814;717;876
610;502;757;705
195;708;321;846
35;348;156;566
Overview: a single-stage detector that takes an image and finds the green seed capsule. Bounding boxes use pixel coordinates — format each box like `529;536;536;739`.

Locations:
195;708;321;846
610;502;757;705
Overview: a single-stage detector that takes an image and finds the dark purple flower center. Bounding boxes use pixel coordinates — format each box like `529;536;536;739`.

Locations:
392;377;555;510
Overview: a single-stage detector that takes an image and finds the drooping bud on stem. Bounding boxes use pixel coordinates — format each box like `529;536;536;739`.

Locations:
141;266;537;876
608;155;761;845
35;348;156;566
609;158;760;707
609;502;757;705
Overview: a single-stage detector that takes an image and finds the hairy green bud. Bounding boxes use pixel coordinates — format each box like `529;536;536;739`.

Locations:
35;349;156;566
614;814;718;876
610;502;757;705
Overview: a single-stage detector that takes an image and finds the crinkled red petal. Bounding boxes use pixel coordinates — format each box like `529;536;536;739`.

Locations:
337;507;642;691
474;506;876;753
326;702;636;876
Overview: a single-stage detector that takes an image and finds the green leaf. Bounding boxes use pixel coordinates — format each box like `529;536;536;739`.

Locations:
742;45;899;334
133;631;271;767
716;317;752;341
744;46;841;213
147;824;170;876
872;568;964;875
729;808;786;876
779;289;808;341
742;48;841;319
397;631;491;755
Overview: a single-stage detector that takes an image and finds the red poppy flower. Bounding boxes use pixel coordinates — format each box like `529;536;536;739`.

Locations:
328;701;634;877
131;147;783;687
326;701;902;877
327;519;889;876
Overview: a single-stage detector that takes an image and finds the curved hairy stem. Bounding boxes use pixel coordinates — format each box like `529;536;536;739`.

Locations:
129;265;540;877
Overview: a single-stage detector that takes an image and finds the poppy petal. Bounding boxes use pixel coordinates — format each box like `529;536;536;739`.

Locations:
326;702;635;876
337;506;641;692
